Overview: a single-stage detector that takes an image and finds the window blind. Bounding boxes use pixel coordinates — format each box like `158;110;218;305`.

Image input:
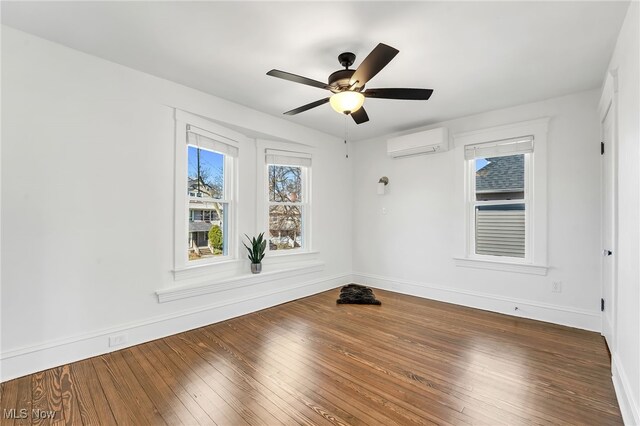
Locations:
464;136;533;160
265;149;312;167
187;125;239;157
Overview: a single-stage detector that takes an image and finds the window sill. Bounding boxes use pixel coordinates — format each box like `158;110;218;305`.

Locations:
454;257;548;276
158;260;325;303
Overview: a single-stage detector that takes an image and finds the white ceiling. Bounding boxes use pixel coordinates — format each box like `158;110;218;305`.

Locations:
1;1;629;141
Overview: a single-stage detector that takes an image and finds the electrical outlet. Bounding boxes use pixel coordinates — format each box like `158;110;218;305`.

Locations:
382;207;387;215
109;334;128;347
552;281;562;293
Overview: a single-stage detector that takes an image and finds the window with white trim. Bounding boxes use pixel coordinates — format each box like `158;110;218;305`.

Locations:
465;136;533;261
265;149;311;252
174;110;241;274
186;127;236;261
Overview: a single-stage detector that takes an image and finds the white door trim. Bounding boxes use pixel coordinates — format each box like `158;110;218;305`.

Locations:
598;68;618;351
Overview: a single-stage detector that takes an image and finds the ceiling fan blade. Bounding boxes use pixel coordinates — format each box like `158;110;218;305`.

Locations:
267;69;331;90
283;97;330;115
364;88;433;100
351;107;369;124
350;43;399;89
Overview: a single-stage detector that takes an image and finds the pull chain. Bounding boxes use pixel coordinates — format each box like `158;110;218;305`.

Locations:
344;114;349;159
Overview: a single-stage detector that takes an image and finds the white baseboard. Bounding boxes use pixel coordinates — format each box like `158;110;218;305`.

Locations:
612;353;640;426
352;272;601;332
0;273;350;382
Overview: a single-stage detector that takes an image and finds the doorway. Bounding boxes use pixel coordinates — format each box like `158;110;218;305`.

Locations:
601;98;616;350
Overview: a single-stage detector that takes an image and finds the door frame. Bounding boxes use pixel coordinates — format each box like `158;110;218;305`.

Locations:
598;69;618;350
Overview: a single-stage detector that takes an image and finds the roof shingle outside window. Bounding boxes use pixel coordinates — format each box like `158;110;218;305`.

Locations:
476;155;524;192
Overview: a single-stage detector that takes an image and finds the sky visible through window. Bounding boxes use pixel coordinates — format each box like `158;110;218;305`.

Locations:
475;158;489;171
188;146;224;186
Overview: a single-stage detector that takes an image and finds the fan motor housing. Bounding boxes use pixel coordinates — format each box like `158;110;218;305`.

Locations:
328;69;362;92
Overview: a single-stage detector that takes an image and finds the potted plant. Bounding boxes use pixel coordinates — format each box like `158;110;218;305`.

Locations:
243;232;266;274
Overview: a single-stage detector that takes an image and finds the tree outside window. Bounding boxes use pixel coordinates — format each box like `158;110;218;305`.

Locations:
268;165;304;250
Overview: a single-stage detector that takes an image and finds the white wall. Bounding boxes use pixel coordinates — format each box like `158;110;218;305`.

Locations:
352;89;603;330
606;3;640;425
0;27;353;381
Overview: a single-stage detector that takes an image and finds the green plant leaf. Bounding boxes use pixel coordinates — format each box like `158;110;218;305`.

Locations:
243;232;266;264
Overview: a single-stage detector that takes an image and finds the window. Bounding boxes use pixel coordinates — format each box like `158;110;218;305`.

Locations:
174;110;241;275
466;137;532;261
265;149;311;252
454;118;548;274
186;129;236;261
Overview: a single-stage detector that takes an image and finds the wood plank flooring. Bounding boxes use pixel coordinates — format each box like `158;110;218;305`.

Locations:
0;288;622;425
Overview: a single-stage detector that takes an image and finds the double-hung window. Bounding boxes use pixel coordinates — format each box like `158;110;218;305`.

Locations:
455;118;548;274
465;136;533;261
265;149;311;252
185;127;237;261
173;109;241;275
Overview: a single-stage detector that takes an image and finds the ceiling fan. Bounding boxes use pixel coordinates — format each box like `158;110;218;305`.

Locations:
267;43;433;125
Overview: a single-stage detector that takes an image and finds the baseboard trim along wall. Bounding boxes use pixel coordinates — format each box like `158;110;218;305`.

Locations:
0;273;351;382
352;272;601;332
612;353;640;426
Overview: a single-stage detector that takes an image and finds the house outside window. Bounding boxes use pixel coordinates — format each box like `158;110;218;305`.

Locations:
265;149;311;252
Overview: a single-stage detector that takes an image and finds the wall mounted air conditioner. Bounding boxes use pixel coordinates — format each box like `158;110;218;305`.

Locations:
387;127;449;158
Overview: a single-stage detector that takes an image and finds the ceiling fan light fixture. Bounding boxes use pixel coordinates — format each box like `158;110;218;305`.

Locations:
267;43;432;125
329;91;365;115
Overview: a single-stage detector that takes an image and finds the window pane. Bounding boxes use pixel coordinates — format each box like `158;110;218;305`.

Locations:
475;154;524;201
269;165;302;202
475;204;525;258
269;205;302;250
188;146;224;199
188;202;227;260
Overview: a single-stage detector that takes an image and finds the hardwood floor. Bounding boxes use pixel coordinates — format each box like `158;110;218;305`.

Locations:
1;288;622;425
